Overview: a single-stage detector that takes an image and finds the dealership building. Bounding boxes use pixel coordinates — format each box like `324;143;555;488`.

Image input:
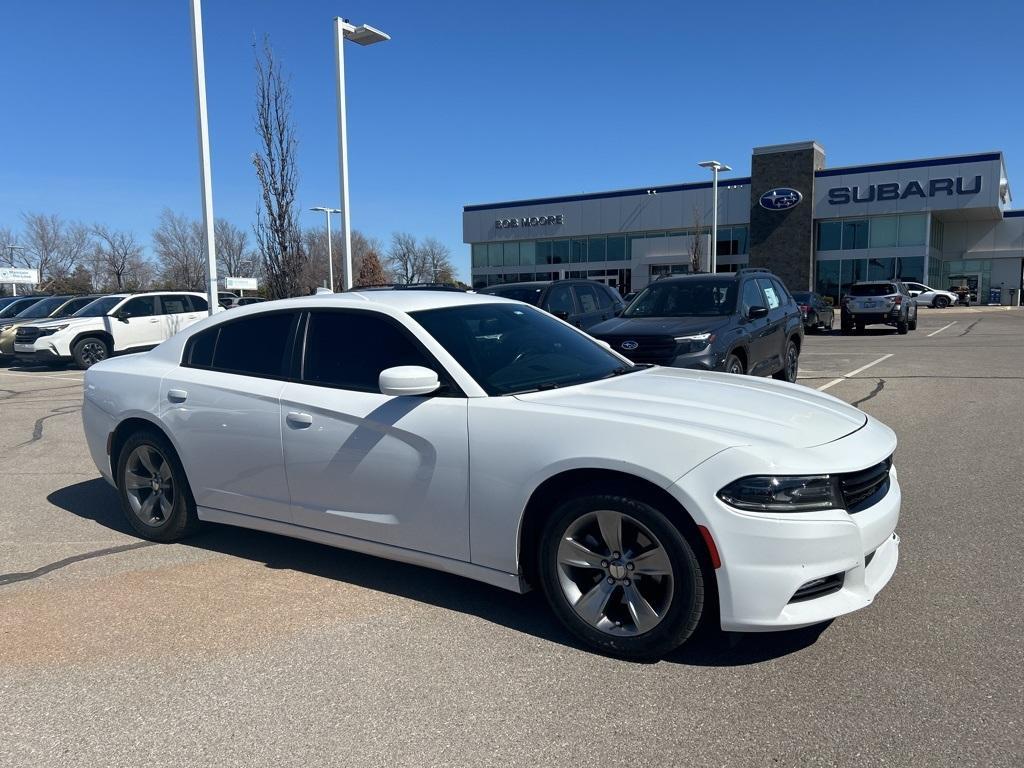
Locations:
463;141;1023;304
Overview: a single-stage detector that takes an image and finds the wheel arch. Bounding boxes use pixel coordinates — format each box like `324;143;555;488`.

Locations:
108;414;182;480
70;329;114;355
517;468;717;593
726;344;748;372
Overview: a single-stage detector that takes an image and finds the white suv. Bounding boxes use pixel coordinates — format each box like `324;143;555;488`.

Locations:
903;282;958;309
15;292;211;369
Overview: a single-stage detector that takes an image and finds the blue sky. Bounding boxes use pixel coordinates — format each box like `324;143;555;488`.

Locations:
2;0;1022;280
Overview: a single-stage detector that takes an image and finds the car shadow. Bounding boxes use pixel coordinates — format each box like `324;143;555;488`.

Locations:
48;478;831;667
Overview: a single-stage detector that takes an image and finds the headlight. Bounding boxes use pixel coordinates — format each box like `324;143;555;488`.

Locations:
718;475;837;512
673;332;713;354
36;324;69;337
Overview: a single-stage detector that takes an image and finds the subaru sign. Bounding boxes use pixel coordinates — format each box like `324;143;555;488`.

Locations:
827;175;982;205
759;188;803;211
620;340;639;351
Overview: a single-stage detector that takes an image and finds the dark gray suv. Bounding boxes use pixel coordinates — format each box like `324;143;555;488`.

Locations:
589;269;804;381
478;280;625;330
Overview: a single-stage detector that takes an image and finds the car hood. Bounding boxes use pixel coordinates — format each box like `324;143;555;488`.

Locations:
515;367;867;450
589;316;731;337
20;316;96;329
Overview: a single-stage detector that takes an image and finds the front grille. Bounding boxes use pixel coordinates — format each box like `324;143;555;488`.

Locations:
790;572;845;603
15;326;41;344
599;335;678;365
838;456;892;513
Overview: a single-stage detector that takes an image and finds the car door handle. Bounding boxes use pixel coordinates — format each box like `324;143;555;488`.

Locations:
167;389;188;403
286;411;313;428
149;318;161;323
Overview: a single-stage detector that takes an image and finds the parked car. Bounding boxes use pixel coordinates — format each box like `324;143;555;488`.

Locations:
81;290;900;660
791;291;835;333
223;296;267;309
218;291;238;309
903;282;958;309
0;296;24;312
0;294;101;360
14;292;211;369
0;295;47;323
841;281;918;335
478;280;625;330
589;269;804;381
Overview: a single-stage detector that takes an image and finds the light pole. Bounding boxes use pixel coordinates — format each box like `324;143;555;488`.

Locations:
189;0;218;315
310;206;342;291
334;17;390;291
3;244;26;295
698;160;732;274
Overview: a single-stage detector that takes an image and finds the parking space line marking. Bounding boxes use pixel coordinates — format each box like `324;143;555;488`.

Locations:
0;370;85;382
817;354;893;392
927;321;957;337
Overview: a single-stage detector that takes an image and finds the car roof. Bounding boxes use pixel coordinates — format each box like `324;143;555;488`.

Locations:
263;289;519;314
852;280;898;285
481;281;551;289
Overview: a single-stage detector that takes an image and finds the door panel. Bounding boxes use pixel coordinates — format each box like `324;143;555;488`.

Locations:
115;296;162;350
159;369;291;521
756;278;786;373
281;383;470;560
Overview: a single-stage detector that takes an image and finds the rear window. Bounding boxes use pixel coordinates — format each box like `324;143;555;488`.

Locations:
481;287;543;305
850;283;897;297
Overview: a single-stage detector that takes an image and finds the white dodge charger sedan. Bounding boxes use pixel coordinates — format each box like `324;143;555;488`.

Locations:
82;290;900;659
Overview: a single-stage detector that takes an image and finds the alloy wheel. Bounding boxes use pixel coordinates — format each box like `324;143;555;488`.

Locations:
124;445;175;527
785;344;798;381
80;341;108;366
556;510;675;636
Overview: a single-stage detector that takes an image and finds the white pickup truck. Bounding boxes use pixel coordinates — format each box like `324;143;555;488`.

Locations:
14;291;212;368
840;280;918;335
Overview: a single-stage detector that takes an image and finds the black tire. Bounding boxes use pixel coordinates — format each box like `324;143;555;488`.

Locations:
537;493;704;661
855;321;865;334
724;353;745;375
841;317;853;334
934;296;950;309
116;428;200;542
826;313;835;331
896;317;909;335
72;336;110;369
908;313;918;331
773;339;799;382
807;312;817;334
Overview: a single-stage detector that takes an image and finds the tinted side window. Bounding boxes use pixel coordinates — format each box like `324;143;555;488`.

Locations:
189;295;208;312
186;327;218;368
756;278;781;310
302;311;435;392
122;296;156;317
160;295;189;315
573;284;601;313
596;287;614;310
770;278;792;306
543;284;575;315
741;281;764;314
210;311;295;377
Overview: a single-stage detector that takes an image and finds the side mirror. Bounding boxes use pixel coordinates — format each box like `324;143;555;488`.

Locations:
551;310;570;321
613;307;624;316
115;310;131;323
747;305;769;320
379;366;440;397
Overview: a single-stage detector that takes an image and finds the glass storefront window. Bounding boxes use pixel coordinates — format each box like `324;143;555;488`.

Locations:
472;244;487;268
607;236;626;261
519;241;536;266
818;221;842;250
588;237;606;262
816;260;841;305
930;218;944;250
898;214;926;246
570;238;587;263
716;227;734;257
895;256;923;282
842;219;869;250
869;217;898;248
551;239;569;264
487;243;503;267
502;241;519;267
868;257;894;281
536;241;552;265
626;234;645;260
734;225;748;254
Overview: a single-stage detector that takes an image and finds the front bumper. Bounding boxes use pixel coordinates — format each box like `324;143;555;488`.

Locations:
14;348;69;365
670;418;901;632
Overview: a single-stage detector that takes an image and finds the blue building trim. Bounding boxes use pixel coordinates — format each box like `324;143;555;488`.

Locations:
464;178;752;212
1004;210;1024;218
815;152;1001;179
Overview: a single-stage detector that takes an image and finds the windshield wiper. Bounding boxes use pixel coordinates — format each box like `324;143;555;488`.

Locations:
608;364;654;377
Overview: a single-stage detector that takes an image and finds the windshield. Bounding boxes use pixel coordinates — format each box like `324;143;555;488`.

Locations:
0;297;43;318
623;278;737;318
15;296;68;319
73;296;123;317
791;292;813;302
480;286;543;306
412;303;639;396
850;284;896;297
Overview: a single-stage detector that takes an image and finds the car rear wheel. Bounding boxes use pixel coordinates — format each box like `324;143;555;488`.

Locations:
72;336;110;369
908;313;918;331
724;353;744;375
897;317;909;335
116;429;199;542
855;321;865;334
934;296;950;309
538;494;704;660
773;340;799;383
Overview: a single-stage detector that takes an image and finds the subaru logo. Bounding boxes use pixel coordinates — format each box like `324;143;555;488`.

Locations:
620;340;639;351
759;187;803;211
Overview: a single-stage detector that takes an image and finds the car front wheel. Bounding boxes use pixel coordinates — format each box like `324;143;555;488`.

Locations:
538;494;704;660
72;336;110;369
724;353;745;375
116;429;200;542
934;296;950;309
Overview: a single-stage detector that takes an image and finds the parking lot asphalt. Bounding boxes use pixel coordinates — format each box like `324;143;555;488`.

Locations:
2;307;1022;768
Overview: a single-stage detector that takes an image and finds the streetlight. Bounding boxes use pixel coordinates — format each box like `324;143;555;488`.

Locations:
334;17;390;291
189;0;218;316
310;206;342;291
3;244;26;296
698;160;732;274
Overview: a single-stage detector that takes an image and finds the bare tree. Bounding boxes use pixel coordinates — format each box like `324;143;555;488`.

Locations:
215;219;252;278
419;237;457;284
356;246;389;287
252;37;305;299
152;209;206;290
387;232;426;284
92;225;148;290
20;213;91;289
689;203;706;274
